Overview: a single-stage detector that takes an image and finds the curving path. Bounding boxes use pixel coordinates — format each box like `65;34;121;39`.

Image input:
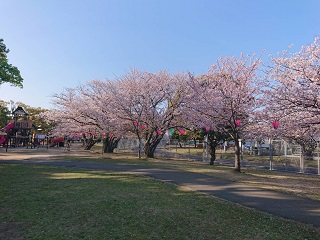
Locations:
0;155;319;228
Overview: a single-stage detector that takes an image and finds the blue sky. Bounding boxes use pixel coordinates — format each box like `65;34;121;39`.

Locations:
0;0;319;109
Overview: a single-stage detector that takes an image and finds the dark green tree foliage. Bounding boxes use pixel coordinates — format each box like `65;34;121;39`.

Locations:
0;101;11;127
0;39;23;88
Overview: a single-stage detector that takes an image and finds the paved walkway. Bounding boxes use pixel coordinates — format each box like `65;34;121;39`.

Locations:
1;153;319;228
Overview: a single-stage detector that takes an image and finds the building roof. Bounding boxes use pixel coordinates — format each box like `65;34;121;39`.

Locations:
12;106;29;115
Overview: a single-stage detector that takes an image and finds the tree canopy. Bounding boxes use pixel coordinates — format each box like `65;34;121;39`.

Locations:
0;100;11;127
0;39;23;88
41;36;320;172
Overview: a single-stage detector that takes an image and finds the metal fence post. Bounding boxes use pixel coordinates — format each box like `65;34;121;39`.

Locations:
317;141;320;175
269;138;273;170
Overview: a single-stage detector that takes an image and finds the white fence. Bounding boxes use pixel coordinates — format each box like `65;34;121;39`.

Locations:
114;138;319;175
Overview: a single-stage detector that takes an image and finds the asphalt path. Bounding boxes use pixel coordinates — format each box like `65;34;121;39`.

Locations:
0;158;319;228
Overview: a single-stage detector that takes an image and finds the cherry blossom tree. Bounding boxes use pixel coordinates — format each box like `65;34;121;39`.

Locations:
183;75;228;165
187;54;263;171
44;69;187;157
107;69;188;158
254;103;320;167
258;94;320;162
259;37;320;160
79;81;129;151
44;83;124;152
43;88;98;149
268;37;320;124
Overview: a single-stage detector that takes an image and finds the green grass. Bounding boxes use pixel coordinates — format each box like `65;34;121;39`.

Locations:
1;164;319;240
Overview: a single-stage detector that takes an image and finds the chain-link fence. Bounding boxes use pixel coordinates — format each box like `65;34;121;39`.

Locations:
240;139;319;174
114;138;320;175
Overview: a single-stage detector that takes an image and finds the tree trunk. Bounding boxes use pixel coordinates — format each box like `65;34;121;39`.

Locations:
234;139;241;172
84;138;97;150
144;138;162;158
207;132;220;166
145;145;155;158
207;135;217;165
138;138;142;159
103;137;119;153
209;145;216;165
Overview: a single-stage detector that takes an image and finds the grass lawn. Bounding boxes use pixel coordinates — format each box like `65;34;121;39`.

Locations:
1;163;319;240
